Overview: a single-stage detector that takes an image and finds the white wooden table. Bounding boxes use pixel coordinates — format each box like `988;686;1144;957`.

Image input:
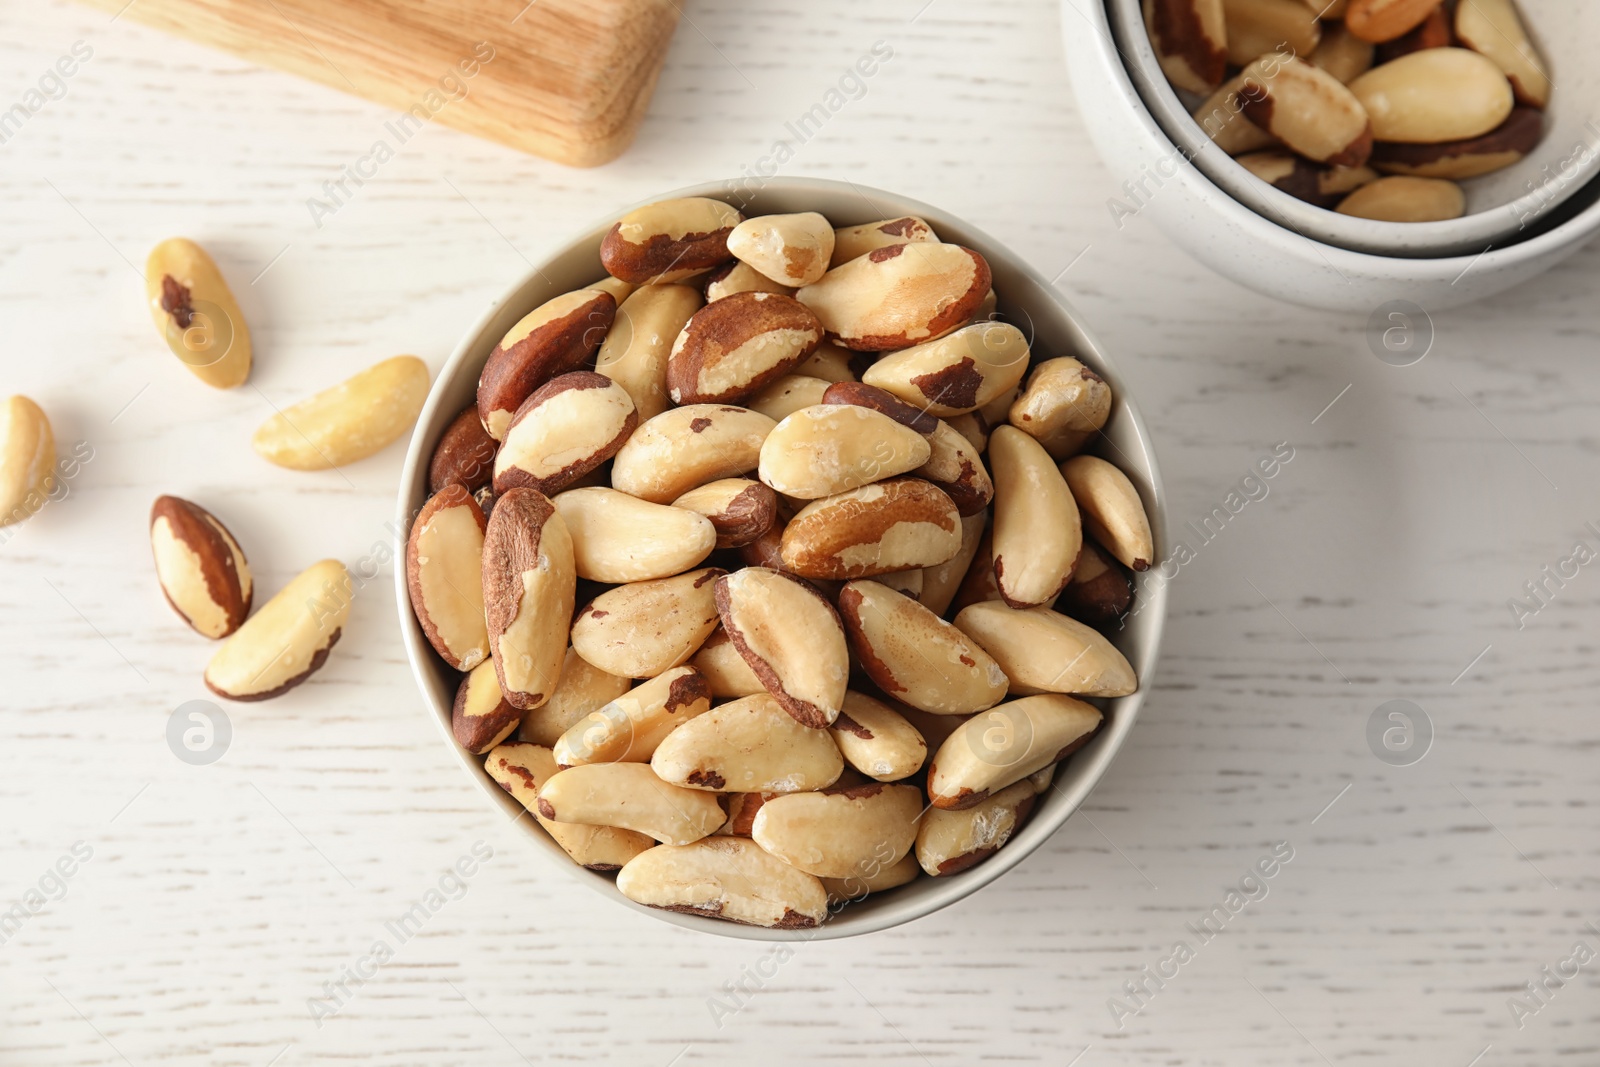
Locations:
3;1;1597;1064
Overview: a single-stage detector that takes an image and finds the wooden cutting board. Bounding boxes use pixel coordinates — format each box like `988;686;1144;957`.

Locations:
80;0;681;166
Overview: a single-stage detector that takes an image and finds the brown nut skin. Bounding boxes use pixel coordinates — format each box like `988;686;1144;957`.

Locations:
1143;0;1228;93
1236;152;1380;209
666;291;823;405
860;322;1031;418
600;197;743;285
821;381;940;435
492;371;637;496
150;495;253;639
482;488;576;711
1238;57;1374;168
780;478;963;581
477;289;617;440
916;420;994;517
830;216;940;267
673;478;778;549
797;243;992;352
406;483;490;671
428;406;498;494
1370;106;1543;180
452;660;521;754
1055;540;1134;626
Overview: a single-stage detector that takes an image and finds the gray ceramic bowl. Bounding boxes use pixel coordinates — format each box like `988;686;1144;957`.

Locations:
396;177;1169;940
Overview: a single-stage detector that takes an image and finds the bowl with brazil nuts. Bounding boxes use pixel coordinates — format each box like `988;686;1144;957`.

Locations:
397;178;1168;939
1104;0;1600;258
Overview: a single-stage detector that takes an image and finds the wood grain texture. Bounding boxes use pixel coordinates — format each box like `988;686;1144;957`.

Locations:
75;0;681;165
2;0;1598;1064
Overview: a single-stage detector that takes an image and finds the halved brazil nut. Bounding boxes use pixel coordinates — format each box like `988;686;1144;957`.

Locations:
797;242;991;351
150;495;252;639
912;420;993;517
715;568;849;729
595;284;703;422
518;648;632;746
1237;56;1373;167
726;212;836;287
205;559;350;701
650;692;845;793
553;487;716;582
916;781;1036;876
611;404;776;503
667;292;823;405
839;580;1009;715
600;197;743;285
253;356;430;470
758;404;931;500
616;836;828;928
860;321;1030;417
552;666;712;766
453;659;521;754
751;782;924;878
989;426;1082;607
1142;0;1228;93
478;289;616;440
538;762;725;845
406;483;489;670
780;478;962;580
485;743;654;869
493;372;636;495
830;216;939;267
830;691;928;782
1059;454;1153;572
145;237;252;389
926;694;1101;809
672;478;777;548
571;568;724;679
482;488;576;710
954;601;1137;698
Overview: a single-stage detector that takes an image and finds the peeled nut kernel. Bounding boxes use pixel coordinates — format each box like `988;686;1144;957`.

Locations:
821;381;940;435
1193;75;1279;155
405;483;489;671
1455;0;1550;109
860;321;1031;417
752;782;923;879
746;374;832;423
1345;0;1444;43
1222;0;1321;67
253;356;430;470
954;601;1137;698
1371;106;1543;179
715;567;849;729
611;404;776;504
493;372;637;495
1348;49;1514;145
926;694;1102;809
839;580;1009;715
571;568;724;679
1060;455;1153;572
1007;357;1111;460
916;781;1036;876
483;488;576;710
537;762;725;845
428;406;498;494
145;238;252;389
726;212;836;287
1057;540;1135;625
552;487;716;582
553;666;712;766
600;197;743;285
1237;56;1374;167
830;691;928;782
796;339;859;384
666;292;823;406
691;628;767;698
595;284;703;423
518;648;632;746
485;743;654;869
989;426;1082;607
149;495;252;639
758;404;931;500
205;559;350;701
921;510;988;617
780;478;962;580
478;289;616;440
830;216;939;267
650;692;845;793
0;396;56;529
1311;21;1376;84
672;479;777;548
1336;175;1466;221
616;836;828;928
704;261;796;302
824;853;921;900
453;659;521;754
1143;0;1228;93
797;242;991;352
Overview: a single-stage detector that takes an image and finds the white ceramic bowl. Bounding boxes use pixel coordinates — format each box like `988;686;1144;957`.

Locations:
1064;0;1600;310
397;177;1170;941
1106;0;1600;258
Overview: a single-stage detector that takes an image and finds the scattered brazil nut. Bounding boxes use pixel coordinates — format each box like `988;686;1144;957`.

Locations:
253;355;430;470
1059;454;1154;572
1143;0;1228;93
672;478;777;548
779;478;962;580
485;743;655;869
726;211;836;287
715;567;849;729
453;659;521;754
757;404;931;499
751;782;924;878
428;405;498;494
821;381;940;435
595;284;703;422
1336;175;1465;221
989;426;1082;607
829;216;939;267
860;321;1031;417
518;648;632;747
829;691;928;782
0;396;55;528
406;483;489;671
570;568;724;679
600;197;743;285
916;781;1036;876
796;242;991;351
552;487;716;582
838;580;1009;715
926;694;1102;809
666;291;823;404
477;288;617;440
1237;56;1374;168
537;762;726;845
610;404;776;504
492;371;637;495
552;666;712;766
204;559;350;701
650;692;845;793
1347;48;1513;144
482;488;576;710
616;836;829;928
954;600;1138;698
145;237;252;389
149;495;251;639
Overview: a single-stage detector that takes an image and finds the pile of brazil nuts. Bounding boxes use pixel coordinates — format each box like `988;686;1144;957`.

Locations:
406;195;1156;929
1146;0;1552;222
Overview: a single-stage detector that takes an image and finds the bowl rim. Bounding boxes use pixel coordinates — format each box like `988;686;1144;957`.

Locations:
1102;0;1600;259
395;176;1171;941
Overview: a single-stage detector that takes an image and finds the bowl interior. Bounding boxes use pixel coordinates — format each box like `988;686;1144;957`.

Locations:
396;177;1169;941
1106;0;1600;258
